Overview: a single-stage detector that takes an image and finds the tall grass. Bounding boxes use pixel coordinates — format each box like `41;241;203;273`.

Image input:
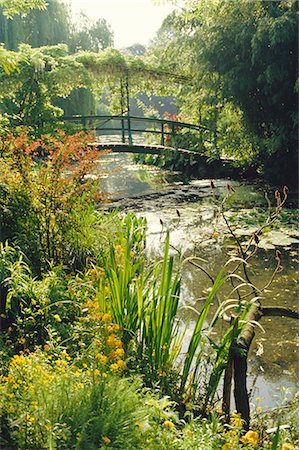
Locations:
138;232;182;380
179;268;227;397
100;219;246;403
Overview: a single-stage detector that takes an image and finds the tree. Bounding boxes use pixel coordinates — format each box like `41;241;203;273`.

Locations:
68;13;114;53
0;0;47;74
0;0;70;50
194;0;298;183
148;0;298;184
0;0;46;18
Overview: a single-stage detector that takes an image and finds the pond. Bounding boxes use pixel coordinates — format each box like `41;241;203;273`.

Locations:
98;152;299;410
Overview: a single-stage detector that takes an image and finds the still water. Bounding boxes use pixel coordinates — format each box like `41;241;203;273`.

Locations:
98;153;299;410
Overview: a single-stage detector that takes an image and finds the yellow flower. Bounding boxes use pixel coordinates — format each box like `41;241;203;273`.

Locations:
107;335;123;348
102;436;111;444
222;444;231;450
107;324;120;333
240;430;259;446
94;369;100;376
53;314;62;322
135;421;144;429
110;348;125;359
102;313;112;322
282;444;294;450
230;413;242;428
109;363;119;372
116;359;126;370
163;420;175;429
96;353;108;364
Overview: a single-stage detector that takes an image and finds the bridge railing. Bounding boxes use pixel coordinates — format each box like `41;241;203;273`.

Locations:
58;114;213;152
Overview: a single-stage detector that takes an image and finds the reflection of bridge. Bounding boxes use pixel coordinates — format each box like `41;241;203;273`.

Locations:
61;114;213;155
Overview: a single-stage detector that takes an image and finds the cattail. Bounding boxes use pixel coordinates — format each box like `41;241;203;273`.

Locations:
275;190;281;207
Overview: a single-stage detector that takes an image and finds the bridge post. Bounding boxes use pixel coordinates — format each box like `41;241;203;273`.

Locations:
171;122;177;150
127;114;133;146
82;116;87;131
161;122;165;146
121;117;126;143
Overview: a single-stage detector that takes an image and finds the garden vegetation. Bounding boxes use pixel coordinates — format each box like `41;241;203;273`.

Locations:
0;0;298;449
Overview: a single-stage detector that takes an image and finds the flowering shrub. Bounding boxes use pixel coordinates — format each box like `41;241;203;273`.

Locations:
0;129;108;273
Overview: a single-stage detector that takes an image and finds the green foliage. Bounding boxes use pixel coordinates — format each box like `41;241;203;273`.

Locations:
0;0;46;18
148;0;298;183
69;13;114;53
0;350;172;449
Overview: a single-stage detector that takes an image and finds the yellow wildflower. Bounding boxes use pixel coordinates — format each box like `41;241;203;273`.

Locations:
53;314;62;322
102;436;111;444
221;443;231;450
282;444;294;450
116;359;126;370
94;369;100;376
222;444;231;450
96;353;108;364
135;421;144;429
109;363;119;372
163;420;175;429
230;413;242;428
240;430;259;446
110;348;125;359
106;335;123;348
107;324;120;333
102;313;112;322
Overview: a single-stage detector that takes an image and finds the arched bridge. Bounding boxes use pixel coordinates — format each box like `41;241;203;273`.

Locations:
60;114;214;156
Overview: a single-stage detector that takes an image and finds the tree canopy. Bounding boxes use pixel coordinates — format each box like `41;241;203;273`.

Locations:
148;0;298;183
0;0;46;18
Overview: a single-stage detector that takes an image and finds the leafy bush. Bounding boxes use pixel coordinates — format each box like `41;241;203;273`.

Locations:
0;350;171;449
0;129;107;273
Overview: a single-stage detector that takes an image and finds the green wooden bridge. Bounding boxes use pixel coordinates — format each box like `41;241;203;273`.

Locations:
61;114;215;156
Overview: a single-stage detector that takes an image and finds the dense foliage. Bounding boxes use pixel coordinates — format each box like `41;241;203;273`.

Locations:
148;0;298;184
0;1;297;448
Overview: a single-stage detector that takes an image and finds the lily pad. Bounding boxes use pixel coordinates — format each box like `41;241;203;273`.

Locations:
258;230;299;249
